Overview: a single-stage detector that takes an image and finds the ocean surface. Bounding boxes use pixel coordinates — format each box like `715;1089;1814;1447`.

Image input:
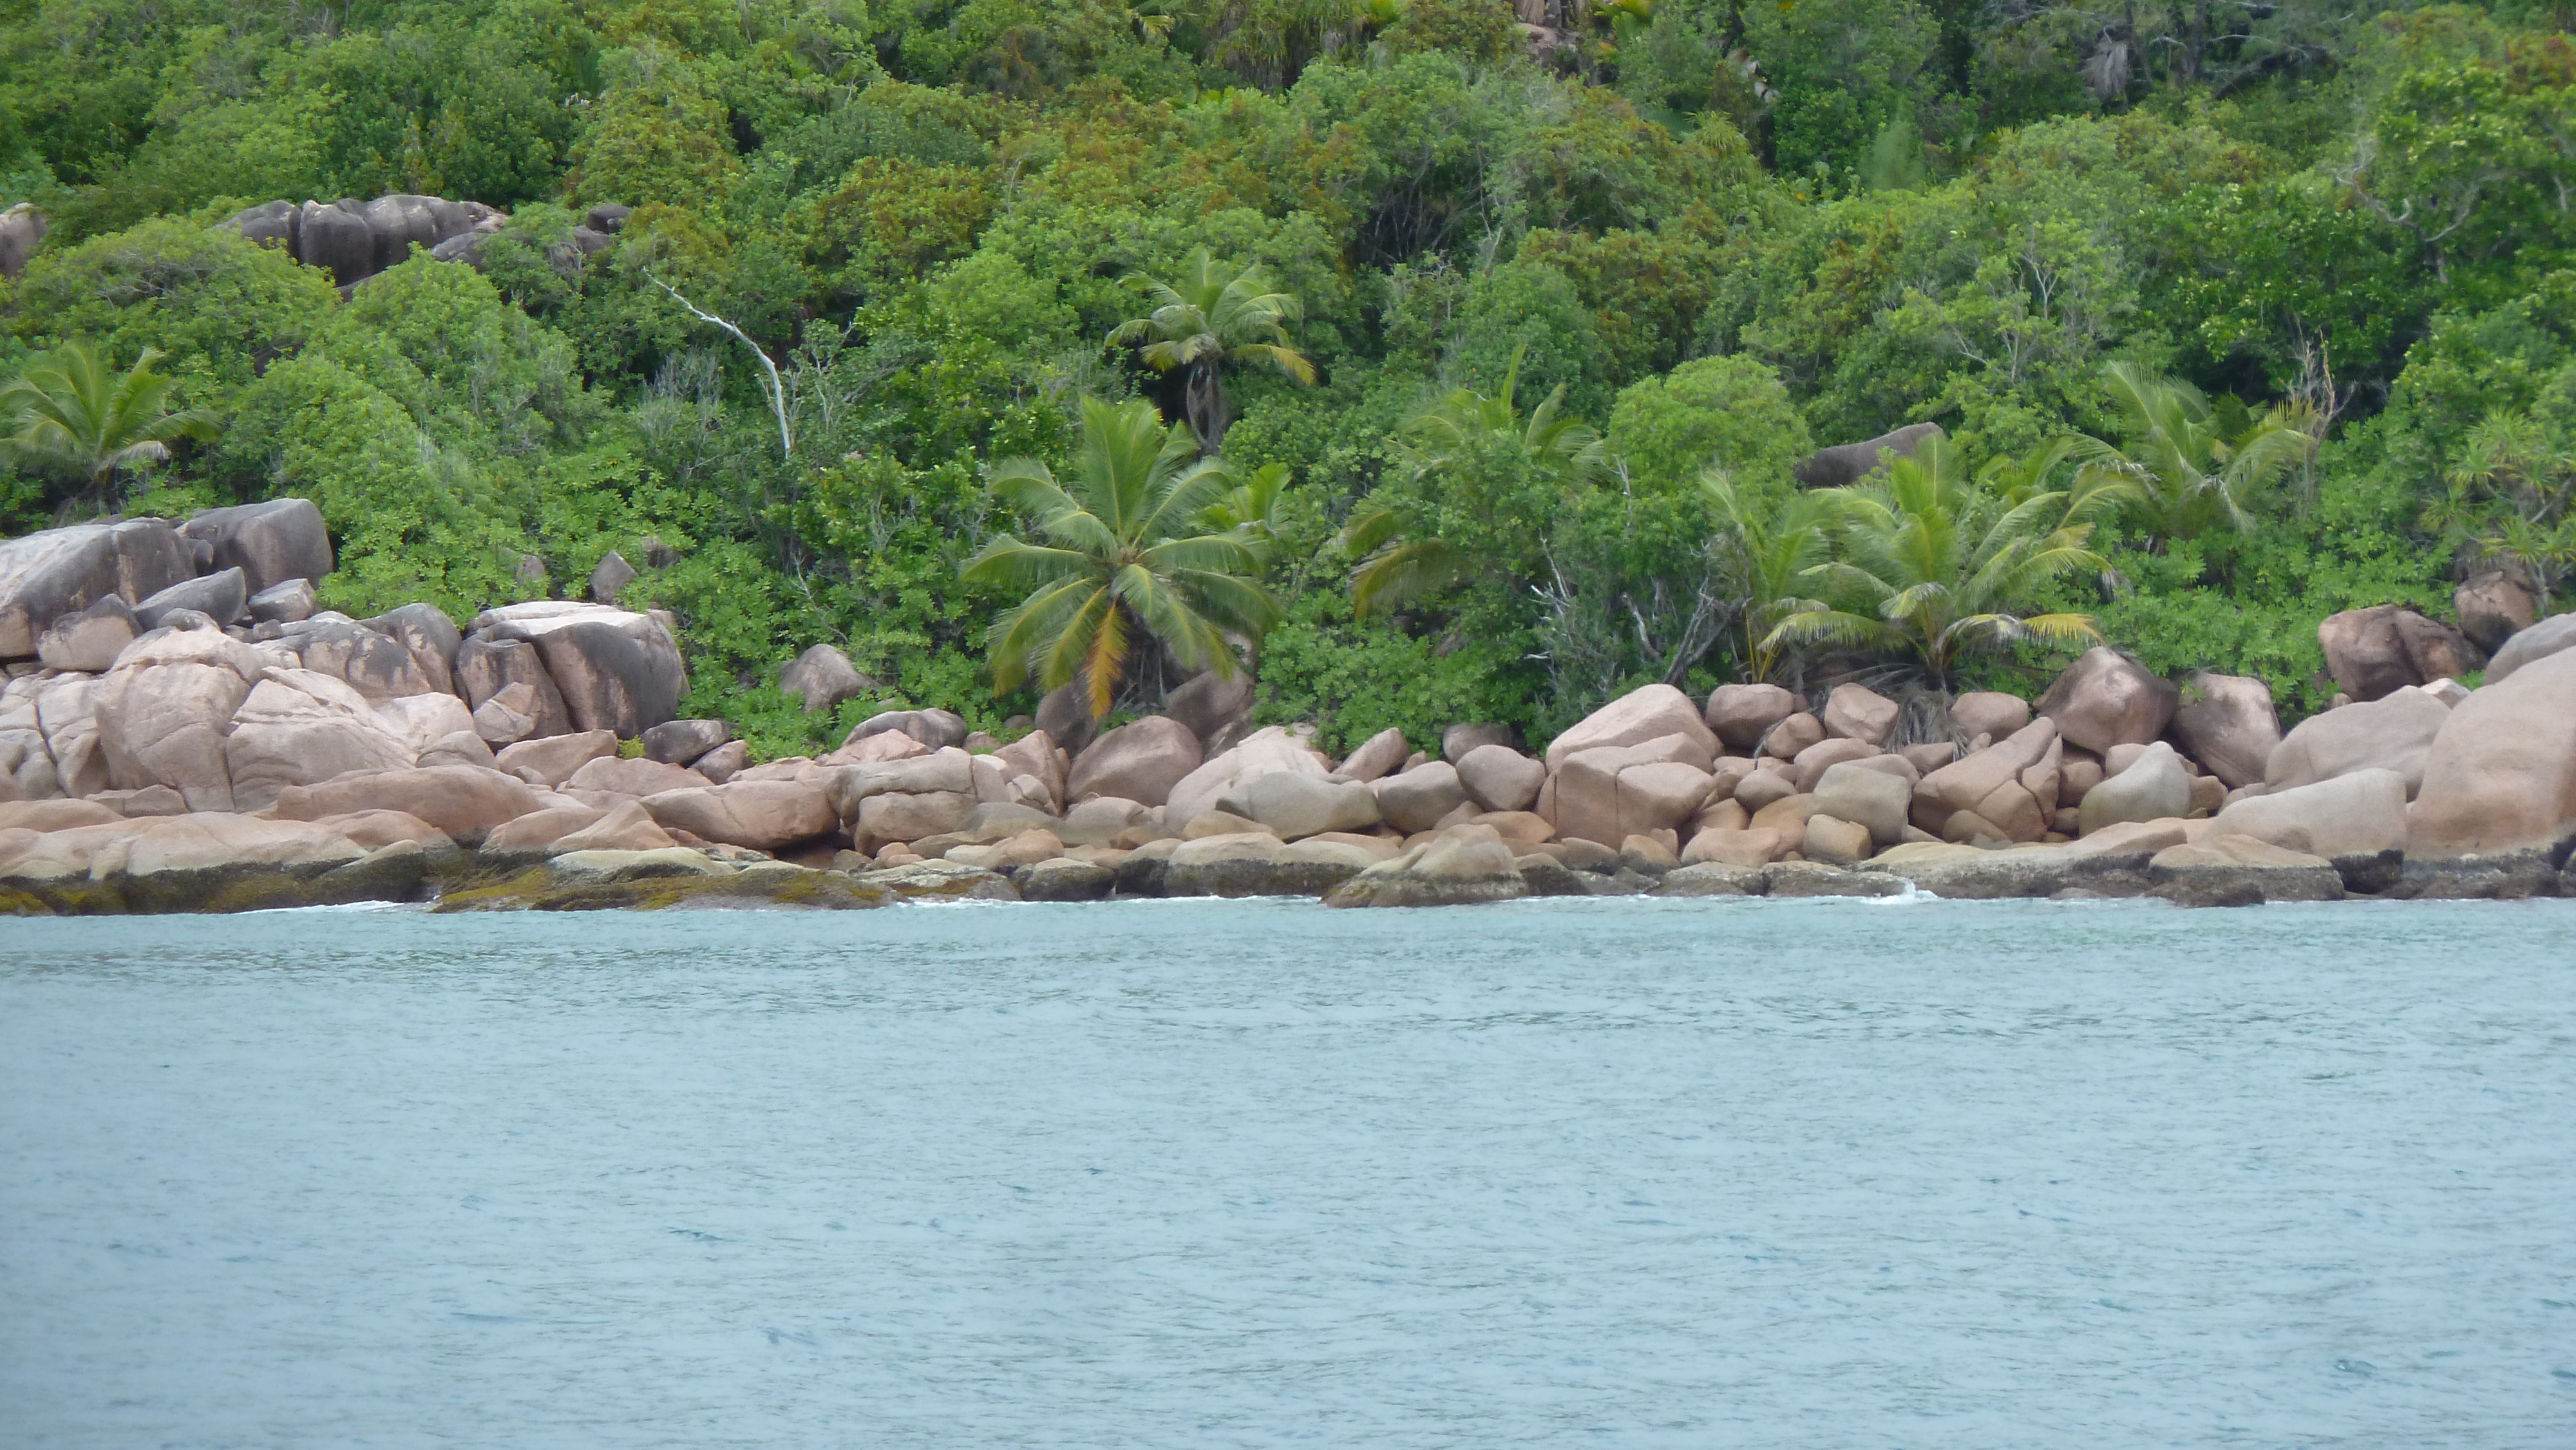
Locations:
3;896;2572;1449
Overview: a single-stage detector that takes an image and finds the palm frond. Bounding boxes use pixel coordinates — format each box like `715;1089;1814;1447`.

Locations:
1350;536;1465;616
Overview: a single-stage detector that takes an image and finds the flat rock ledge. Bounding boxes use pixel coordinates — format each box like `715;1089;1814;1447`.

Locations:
6;823;2572;916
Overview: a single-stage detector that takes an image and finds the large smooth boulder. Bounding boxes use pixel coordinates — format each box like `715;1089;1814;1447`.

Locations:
1703;683;1799;751
1324;824;1530;907
354;196;490;278
1334;728;1410;784
276;617;443;702
484;804;612;854
2455;570;2540;653
587;551;636;605
222;200;299;252
552;800;679;854
1913;718;2058;842
373;693;475;755
0;798;120;832
843;708;968;752
493;730;618;787
1217;773;1381;841
1441;722;1515;762
1375;760;1470;833
35;673;107;798
1794;422;1944;488
133;568;248;630
828;749;980;821
0;518;193;656
180;499;333;596
2150;835;2345;906
0;201;46;278
1167;669;1256;746
294;200;376;285
362;603;462;697
1;524;124;658
1034;683;1101;758
111;814;373;878
469;602;685;737
1821;684;1899;746
642;781;837;849
453;636;574;739
1159;834;1378;899
2211;769;2409;874
2266;686;2450;799
1761;712;1824;760
1810;762;1909;848
991;729;1066;811
2035;648;2177;754
1457;744;1544;813
418;730;495;771
96;623;265;810
781;644;869;714
1545;683;1717;771
2077;742;2192;836
565;756;708;796
1546;737;1714;847
2317;604;2484;703
2170;672;2280;789
639;719;730;767
1165;726;1332;824
0;677;58;800
2407;648;2576;858
1787;737;1877;792
248;578;317;625
1949;691;2030;742
108;519;196;607
222;668;419;810
1066;716;1202;807
2486;612;2576;684
852;791;979;850
37;595;137;673
271;765;545;845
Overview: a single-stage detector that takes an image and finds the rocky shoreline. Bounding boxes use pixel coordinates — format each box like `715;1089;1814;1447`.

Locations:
6;497;2576;916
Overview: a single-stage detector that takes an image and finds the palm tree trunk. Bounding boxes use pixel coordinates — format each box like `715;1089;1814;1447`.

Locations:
1186;362;1229;451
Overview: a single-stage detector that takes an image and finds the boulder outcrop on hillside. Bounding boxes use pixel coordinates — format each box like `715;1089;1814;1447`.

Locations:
223;194;504;288
1794;422;1944;488
2316;605;2484;703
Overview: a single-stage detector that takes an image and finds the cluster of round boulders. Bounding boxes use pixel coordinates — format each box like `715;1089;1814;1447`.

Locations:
9;517;2576;912
215;194;632;293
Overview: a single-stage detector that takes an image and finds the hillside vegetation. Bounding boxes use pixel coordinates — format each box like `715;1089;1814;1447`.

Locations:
3;0;2571;753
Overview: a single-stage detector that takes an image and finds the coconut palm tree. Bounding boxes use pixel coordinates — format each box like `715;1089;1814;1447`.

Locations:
963;396;1279;719
1106;247;1316;449
1766;435;2108;683
2099;361;2313;543
0;343;218;509
1339;345;1609;616
1701;468;1833;684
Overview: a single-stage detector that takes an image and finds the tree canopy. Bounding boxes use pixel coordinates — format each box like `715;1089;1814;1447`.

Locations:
1;0;2568;748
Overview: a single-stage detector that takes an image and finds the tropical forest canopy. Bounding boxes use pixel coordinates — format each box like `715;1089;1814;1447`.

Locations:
3;0;2571;755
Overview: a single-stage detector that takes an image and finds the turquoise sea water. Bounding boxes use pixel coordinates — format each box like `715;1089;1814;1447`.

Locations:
3;896;2573;1448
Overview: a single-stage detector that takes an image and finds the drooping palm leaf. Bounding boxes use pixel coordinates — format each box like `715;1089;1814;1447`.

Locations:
1765;435;2107;682
1107;247;1315;447
0;343;218;507
963;395;1283;719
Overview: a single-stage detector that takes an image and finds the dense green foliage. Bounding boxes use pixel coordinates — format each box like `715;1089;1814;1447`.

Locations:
3;0;2571;749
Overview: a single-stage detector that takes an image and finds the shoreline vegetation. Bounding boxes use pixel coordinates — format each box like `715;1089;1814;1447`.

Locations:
2;1;2573;910
1;498;2572;912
